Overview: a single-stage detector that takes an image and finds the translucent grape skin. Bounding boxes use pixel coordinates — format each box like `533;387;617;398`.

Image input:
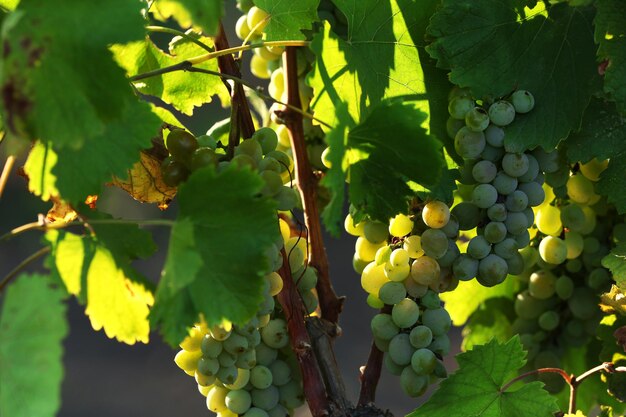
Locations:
422;201;450;229
455;127;486;159
476;254;508;287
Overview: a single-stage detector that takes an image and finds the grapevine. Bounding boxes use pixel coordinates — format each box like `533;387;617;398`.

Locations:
0;1;625;417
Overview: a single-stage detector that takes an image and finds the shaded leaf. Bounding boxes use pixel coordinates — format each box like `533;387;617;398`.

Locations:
602;243;626;290
150;0;223;36
595;0;626;113
255;0;319;41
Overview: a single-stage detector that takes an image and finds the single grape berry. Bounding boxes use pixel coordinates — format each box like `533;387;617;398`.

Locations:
510;90;535;113
161;160;189;186
488;100;516;126
166;129;199;164
464;107;490;132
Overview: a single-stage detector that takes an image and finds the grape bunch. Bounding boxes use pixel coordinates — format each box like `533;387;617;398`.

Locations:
346;201;456;396
447;88;554;287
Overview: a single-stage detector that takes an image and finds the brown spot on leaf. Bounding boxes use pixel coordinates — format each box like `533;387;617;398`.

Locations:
1;81;32;135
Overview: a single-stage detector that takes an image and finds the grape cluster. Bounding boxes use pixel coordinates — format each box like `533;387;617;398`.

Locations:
448;88;552;287
346;202;455;396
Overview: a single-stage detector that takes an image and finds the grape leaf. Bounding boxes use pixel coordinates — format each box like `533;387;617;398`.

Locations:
112;33;228;116
150;0;222;36
0;0;155;151
254;0;319;41
45;216;157;344
408;337;559;417
308;0;437;127
595;0;626;114
602;243;626;290
23;97;160;204
441;276;521;325
601;285;626;316
150;166;279;346
462;298;514;351
0;274;68;417
427;1;598;152
565;99;626;213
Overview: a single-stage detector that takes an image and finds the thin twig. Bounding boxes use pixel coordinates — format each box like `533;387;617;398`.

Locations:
146;25;214;53
281;46;344;324
358;305;392;405
500;367;572;393
0;155;15;198
0;247;51;293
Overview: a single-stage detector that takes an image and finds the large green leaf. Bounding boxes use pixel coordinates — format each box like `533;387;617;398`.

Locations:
602;243;626;290
595;0;626;114
0;274;67;417
409;337;559;417
45;216;157;345
150;0;222;36
308;0;436;127
0;0;158;151
150;166;279;346
461;298;514;351
427;1;598;152
254;0;319;41
112;33;228;116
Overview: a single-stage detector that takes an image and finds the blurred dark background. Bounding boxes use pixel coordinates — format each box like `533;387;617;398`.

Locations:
0;2;461;416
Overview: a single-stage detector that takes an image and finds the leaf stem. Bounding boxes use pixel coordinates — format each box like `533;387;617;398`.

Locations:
500;367;572;393
128;40;309;82
145;25;214;53
0;155;15;198
281;46;344;324
0;247;51;294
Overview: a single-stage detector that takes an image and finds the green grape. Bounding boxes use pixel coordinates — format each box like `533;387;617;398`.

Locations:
441;216;460;238
392;298;420;328
588;267;610;289
267;405;288;417
505;190;528;212
465;107;490;132
487;204;507;222
517;181;545;206
375;246;392;265
344;213;364;236
356;237;385;262
196;371;216;388
448;96;474;119
258;157;281;173
261;319;289;349
539;236;567;265
166;129;199;163
247;6;269;34
388;333;413;365
446;117;465;139
531;148;560;173
484;221;507;243
514;229;531;249
400;366;429;397
506;251;525;275
265;150;291;173
294;267;317;292
252;128;279;154
411;348;437;375
301;290;318;314
472;160;497;183
403;235;424;258
448;86;472;100
493;238;518;259
236;138;264;162
252;386;280;411
226;368;251;390
244;408;270;417
545;164;570;188
250;365;273;389
278;380;304;409
502;153;529;178
367;293;384;308
488;100;516;126
528;271;556;299
250;54;271;79
390;248;410;267
437;241;460;268
555;275;574;299
536;205;562;236
207;386;229;412
161;160;189;186
197;356;220;376
384;353;404;375
231;154;257;170
409;326;433;349
422;201;450;229
492;171;518;195
421;308;451;336
174;349;202;376
566;173;595;205
476;254;508;286
428;334;451;356
276;187;299;211
363;221;389;244
484;125;505;147
217;365;238;384
389;213;414;237
451;202;482;230
201;335;223;358
255;343;278;366
260;171;284;197
472;183;498;208
452;254;478;281
191;147;218;171
371;314;400;340
226;389;252;414
235;14;252;40
467;236;491;260
514;290;553;319
511;90;535;113
579;206;597;235
404;278;429;298
454;127;486;159
269;360;291;387
504;211;529;235
410;256;440;286
564;231;584;259
378;281;407;305
518;154;540;182
421;228;449;259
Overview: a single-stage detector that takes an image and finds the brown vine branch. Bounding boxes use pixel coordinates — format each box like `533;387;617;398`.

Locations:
280;46;344;324
214;23;255;153
0;247;51;293
276;247;329;417
358;305;392;405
